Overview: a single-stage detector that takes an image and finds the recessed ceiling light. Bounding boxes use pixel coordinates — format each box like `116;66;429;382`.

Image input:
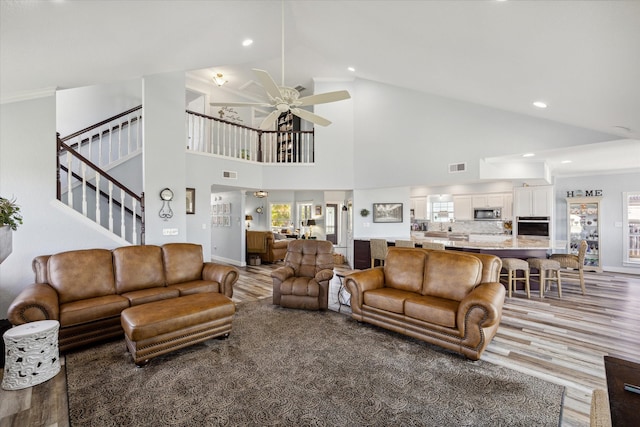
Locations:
347;67;355;72
522;153;535;158
242;39;253;47
533;101;548;109
560;160;572;164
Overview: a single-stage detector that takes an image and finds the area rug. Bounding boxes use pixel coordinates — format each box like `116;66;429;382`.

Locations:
66;300;564;426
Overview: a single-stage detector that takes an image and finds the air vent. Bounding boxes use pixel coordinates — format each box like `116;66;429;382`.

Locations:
448;162;467;173
222;170;237;179
294;85;306;93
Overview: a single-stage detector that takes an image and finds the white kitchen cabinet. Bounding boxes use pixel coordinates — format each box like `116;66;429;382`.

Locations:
410;197;427;220
514;186;553;217
453;196;473;220
502;193;513;220
472;194;505;208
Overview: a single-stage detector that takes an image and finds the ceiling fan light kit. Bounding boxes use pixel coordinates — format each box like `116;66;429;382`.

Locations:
210;1;351;130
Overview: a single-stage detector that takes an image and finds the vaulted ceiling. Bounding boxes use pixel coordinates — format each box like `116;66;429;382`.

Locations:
2;1;639;175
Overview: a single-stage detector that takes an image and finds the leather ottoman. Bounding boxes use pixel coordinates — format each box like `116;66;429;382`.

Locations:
121;293;235;366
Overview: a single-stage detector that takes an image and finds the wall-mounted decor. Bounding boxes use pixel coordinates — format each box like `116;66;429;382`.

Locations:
186;188;195;214
360;208;370;217
159;188;174;220
315;205;322;216
373;203;403;223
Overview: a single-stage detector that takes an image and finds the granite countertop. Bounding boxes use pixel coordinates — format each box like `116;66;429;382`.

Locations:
356;236;557;250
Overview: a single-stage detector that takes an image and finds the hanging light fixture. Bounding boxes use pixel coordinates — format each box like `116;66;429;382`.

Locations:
253;190;269;198
212;73;227;87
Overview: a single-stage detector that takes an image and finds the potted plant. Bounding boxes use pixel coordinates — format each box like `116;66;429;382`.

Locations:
0;196;23;264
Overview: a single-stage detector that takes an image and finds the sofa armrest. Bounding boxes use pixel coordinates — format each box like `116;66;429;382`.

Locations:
7;283;60;325
202;263;239;298
271;266;294;283
344;268;385;318
315;269;334;283
456;282;506;334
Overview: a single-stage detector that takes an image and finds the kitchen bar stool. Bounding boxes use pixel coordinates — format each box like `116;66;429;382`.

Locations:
395;240;415;248
370;239;388;268
500;258;530;298
420;242;445;250
527;258;562;298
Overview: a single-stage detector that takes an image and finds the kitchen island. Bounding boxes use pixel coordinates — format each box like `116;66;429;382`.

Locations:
353;235;553;270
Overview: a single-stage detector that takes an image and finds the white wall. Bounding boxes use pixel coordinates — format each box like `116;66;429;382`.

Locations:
351;78;620;189
56;79;142;137
353;186;411;239
0;95;127;316
554;172;640;273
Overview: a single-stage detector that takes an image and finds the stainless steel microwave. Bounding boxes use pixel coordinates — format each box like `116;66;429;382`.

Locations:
473;208;502;221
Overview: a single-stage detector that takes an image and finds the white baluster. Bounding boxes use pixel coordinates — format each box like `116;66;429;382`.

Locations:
95;174;101;226
120;189;126;239
108;182;114;232
117;123;122;161
108;126;112;164
81;163;87;216
127;116;132;155
131;198;137;244
66;151;73;208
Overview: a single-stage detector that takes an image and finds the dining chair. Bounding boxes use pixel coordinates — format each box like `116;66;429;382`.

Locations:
549;239;587;295
370;239;388;268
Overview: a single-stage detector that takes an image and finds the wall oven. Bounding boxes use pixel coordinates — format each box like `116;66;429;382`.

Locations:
516;216;550;239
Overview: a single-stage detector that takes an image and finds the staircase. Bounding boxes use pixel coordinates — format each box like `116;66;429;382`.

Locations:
57;107;316;244
57;106;144;244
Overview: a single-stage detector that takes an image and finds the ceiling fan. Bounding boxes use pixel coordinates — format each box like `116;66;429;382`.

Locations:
210;2;351;130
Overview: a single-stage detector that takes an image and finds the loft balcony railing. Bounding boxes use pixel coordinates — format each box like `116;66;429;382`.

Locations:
186;110;315;164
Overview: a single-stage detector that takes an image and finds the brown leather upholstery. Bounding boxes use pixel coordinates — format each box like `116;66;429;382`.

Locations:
345;247;505;361
271;239;334;310
121;293;235;366
246;230;289;262
7;243;239;352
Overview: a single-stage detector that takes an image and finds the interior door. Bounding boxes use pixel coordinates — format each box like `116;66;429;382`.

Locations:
326;204;337;244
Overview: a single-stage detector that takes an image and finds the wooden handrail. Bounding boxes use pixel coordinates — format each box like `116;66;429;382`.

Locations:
61;117;141;152
61;105;142;142
57;137;141;202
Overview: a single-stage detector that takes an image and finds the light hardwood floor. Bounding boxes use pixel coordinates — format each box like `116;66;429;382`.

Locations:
1;262;639;427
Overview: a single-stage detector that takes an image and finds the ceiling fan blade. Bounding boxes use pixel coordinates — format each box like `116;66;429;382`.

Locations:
259;110;281;130
291;108;332;127
252;69;283;101
209;101;271;107
296;90;351;107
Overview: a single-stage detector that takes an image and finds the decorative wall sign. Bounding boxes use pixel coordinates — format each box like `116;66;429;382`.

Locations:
566;190;603;197
373;203;403;223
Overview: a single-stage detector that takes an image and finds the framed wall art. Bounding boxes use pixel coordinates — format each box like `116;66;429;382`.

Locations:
373;203;403;223
186;188;195;214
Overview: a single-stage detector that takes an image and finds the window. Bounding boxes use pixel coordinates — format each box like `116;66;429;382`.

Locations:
270;203;292;229
431;201;454;222
298;202;312;228
624;192;640;265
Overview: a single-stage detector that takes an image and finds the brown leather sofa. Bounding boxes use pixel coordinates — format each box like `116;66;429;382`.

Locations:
7;243;239;352
246;230;289;263
345;247;505;360
271;239;334;310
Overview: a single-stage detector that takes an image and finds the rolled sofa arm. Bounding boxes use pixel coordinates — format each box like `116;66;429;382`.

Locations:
202;263;240;298
344;268;385;318
315;269;334;283
456;282;506;334
7;283;60;325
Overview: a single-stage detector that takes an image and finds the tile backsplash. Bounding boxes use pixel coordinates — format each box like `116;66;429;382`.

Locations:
416;220;507;235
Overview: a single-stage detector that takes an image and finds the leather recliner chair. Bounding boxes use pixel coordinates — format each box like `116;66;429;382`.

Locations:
271;240;334;310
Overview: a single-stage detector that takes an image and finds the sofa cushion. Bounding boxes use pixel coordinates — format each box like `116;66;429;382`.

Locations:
48;249;116;304
364;288;416;314
162;243;204;285
167;280;220;296
280;277;320;297
121;287;180;306
422;251;482;301
383;248;425;293
405;295;459;328
59;294;130;327
113;245;166;294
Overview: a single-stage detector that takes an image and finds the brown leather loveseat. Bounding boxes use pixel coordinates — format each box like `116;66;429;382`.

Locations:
246;230;289;263
345;247;505;360
7;243;239;352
